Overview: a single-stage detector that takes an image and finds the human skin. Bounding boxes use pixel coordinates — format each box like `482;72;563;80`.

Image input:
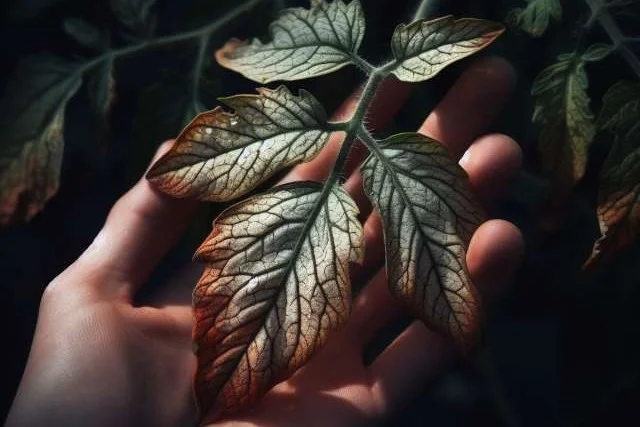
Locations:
6;56;524;427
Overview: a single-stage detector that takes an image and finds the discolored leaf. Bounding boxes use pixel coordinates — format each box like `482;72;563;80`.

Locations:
389;15;504;82
507;0;562;37
0;56;82;225
88;56;116;116
193;182;363;419
532;54;594;189
215;0;365;83
361;132;484;344
584;144;640;268
147;86;333;201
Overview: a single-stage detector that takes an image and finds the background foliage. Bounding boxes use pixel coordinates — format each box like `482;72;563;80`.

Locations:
1;0;639;425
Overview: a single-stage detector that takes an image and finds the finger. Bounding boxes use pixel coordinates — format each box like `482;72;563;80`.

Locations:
368;220;524;414
282;77;410;184
74;141;199;297
419;56;517;158
347;133;522;343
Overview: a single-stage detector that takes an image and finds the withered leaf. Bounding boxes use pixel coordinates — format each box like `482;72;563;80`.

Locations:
215;0;365;83
507;0;562;37
390;15;504;82
584;144;640;269
0;56;82;225
147;86;332;201
361;132;484;344
532;53;594;190
193;182;363;419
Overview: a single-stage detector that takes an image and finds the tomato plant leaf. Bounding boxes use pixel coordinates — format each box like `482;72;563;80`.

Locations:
584;144;640;269
0;57;82;225
582;43;614;62
215;0;365;83
88;56;116;116
63;17;106;51
507;0;562;37
389;15;504;83
532;54;594;189
361;132;484;344
110;0;156;40
597;81;640;135
192;182;363;420
147;86;332;201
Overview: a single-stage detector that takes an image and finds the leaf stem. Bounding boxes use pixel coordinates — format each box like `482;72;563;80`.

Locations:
76;0;262;75
190;34;209;112
584;0;640;78
412;0;435;22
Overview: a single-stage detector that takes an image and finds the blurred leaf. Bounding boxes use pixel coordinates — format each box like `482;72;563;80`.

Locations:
63;17;106;51
532;53;595;189
597;81;640;135
147;86;332;201
87;56;116;116
361;133;485;344
0;56;82;225
193;182;362;420
390;16;504;82
110;0;156;40
215;0;364;83
584;144;640;269
507;0;562;37
582;43;614;62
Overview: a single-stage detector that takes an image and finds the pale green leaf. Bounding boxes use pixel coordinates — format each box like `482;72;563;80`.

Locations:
63;17;105;50
532;54;595;189
507;0;562;37
215;0;365;83
584;143;640;268
361;132;484;344
390;15;504;82
192;182;363;419
0;57;82;225
147;86;333;201
582;43;614;62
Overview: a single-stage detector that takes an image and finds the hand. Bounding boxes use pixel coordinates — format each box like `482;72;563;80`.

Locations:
6;56;524;427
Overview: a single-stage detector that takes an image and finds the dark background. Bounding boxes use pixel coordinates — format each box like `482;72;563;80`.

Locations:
2;0;640;425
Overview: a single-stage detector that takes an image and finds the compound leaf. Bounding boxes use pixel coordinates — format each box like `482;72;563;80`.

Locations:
507;0;562;37
193;182;363;420
390;15;504;82
532;54;594;189
215;0;365;83
147;86;332;201
584;144;640;268
0;56;82;225
361;132;484;344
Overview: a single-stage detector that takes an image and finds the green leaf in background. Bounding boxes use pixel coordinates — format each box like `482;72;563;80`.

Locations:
147;86;333;201
215;0;365;83
582;43;614;62
532;53;595;190
87;56;116;116
63;17;106;51
192;182;363;420
390;15;504;82
110;0;157;40
0;56;82;225
597;81;640;136
507;0;562;37
361;132;485;344
584;144;640;269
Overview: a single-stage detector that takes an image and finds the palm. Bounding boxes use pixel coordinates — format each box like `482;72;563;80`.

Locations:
8;57;524;427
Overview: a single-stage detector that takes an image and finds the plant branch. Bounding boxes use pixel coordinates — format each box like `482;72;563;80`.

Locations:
190;34;209;112
584;0;640;78
412;0;435;22
77;0;262;75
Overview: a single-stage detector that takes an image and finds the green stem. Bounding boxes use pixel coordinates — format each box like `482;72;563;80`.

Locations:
76;0;262;75
584;0;640;78
412;0;435;21
190;34;209;111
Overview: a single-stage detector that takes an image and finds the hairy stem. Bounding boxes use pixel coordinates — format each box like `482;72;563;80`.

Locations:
584;0;640;77
77;0;262;75
412;0;436;21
